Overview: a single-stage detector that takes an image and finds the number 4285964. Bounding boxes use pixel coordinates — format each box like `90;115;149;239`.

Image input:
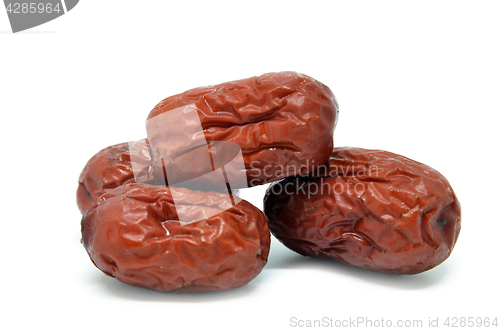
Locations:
444;317;498;328
6;3;62;14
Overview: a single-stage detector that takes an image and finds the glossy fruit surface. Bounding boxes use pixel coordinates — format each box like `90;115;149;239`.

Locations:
82;183;270;292
264;147;461;274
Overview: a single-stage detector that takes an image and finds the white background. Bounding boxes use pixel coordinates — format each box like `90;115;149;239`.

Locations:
1;1;499;330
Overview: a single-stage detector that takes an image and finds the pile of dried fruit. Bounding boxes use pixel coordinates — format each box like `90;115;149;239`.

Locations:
78;71;461;292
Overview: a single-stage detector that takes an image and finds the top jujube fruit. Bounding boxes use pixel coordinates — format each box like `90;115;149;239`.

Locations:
146;71;338;187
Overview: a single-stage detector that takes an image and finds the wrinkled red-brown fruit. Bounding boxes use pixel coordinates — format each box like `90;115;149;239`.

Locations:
264;147;461;274
81;183;270;292
147;71;338;187
76;139;153;214
77;140;245;215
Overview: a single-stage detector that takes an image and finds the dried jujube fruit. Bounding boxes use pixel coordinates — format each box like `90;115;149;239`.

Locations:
76;139;246;215
263;147;461;274
81;183;270;292
146;71;339;187
76;139;153;214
